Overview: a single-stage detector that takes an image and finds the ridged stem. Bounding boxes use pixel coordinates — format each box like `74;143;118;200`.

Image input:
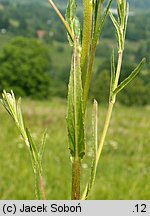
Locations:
81;0;92;87
71;158;80;200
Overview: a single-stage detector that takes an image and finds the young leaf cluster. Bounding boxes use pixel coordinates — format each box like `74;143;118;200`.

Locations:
109;0;145;103
1;90;46;200
109;0;129;52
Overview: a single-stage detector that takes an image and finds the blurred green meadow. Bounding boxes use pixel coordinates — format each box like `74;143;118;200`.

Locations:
0;99;150;199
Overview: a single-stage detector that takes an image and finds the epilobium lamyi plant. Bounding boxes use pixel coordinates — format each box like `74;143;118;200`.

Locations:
1;0;145;200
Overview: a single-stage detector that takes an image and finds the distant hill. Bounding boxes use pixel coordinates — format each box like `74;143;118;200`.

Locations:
0;0;150;11
51;1;145;9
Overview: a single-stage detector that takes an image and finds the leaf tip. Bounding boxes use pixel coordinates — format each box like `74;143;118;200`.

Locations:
142;57;146;63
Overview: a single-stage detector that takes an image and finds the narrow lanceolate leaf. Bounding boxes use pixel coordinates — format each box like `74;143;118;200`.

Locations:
99;0;113;35
117;0;126;29
85;100;98;199
66;0;76;28
92;0;103;42
66;0;81;45
26;128;42;200
26;128;40;169
120;1;126;29
124;3;129;40
110;49;116;100
67;38;85;159
10;90;17;117
93;0;100;27
117;1;122;26
109;12;124;52
17;98;28;143
113;58;146;95
17;98;24;130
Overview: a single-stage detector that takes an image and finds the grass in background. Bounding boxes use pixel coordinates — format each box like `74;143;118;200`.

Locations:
0;99;149;199
0;34;12;51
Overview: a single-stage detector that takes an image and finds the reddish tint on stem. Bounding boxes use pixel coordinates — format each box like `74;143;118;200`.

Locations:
71;160;80;200
40;175;46;200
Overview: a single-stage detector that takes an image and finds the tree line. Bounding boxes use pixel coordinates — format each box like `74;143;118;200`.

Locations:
0;2;149;105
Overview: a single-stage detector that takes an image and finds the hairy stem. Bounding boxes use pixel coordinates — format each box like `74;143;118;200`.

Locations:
35;169;41;200
71;159;80;200
81;0;92;87
83;2;103;113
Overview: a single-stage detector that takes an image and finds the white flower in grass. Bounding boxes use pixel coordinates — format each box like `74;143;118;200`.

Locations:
82;163;88;169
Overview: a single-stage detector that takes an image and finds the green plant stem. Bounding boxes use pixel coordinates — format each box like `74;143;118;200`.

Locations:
96;51;123;165
71;158;80;200
34;169;41;200
81;0;92;87
48;0;74;42
83;43;97;113
83;3;103;113
96;101;113;165
113;52;123;90
34;169;46;200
